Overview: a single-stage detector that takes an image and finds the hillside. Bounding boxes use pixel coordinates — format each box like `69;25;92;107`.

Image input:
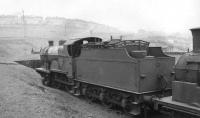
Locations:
0;16;123;60
0;15;192;61
122;30;192;52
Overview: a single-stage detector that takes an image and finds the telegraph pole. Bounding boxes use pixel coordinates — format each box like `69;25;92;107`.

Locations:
90;30;93;36
65;21;67;36
22;10;25;38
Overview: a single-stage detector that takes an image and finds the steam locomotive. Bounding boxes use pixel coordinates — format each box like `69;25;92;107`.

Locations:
35;35;175;117
154;28;200;118
34;27;200;118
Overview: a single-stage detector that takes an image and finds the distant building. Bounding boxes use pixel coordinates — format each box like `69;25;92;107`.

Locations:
45;17;66;25
23;16;43;24
162;46;174;52
0;15;18;24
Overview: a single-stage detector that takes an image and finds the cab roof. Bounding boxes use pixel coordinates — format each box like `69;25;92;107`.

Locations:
64;37;102;46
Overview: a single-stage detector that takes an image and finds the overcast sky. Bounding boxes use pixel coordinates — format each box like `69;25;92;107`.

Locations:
0;0;199;33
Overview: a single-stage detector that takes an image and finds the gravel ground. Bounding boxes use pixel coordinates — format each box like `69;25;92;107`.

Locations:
0;62;132;118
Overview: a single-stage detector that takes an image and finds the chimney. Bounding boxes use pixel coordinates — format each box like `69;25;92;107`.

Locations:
59;40;66;46
191;28;200;52
48;40;54;46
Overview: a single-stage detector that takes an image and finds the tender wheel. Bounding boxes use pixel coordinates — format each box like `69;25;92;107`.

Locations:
81;87;87;96
64;85;70;92
99;92;108;106
99;92;105;102
121;98;130;113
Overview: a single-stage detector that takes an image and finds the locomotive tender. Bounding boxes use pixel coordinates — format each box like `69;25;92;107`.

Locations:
36;37;175;116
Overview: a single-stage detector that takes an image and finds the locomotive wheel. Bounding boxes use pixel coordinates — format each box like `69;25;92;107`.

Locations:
103;101;113;108
42;77;51;86
74;89;81;96
69;88;75;94
56;83;62;89
52;82;62;89
85;92;95;101
64;85;70;92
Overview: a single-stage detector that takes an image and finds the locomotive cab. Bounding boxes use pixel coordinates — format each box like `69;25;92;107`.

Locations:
66;37;102;57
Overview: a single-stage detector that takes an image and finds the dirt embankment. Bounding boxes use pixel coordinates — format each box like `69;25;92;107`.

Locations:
0;60;131;118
